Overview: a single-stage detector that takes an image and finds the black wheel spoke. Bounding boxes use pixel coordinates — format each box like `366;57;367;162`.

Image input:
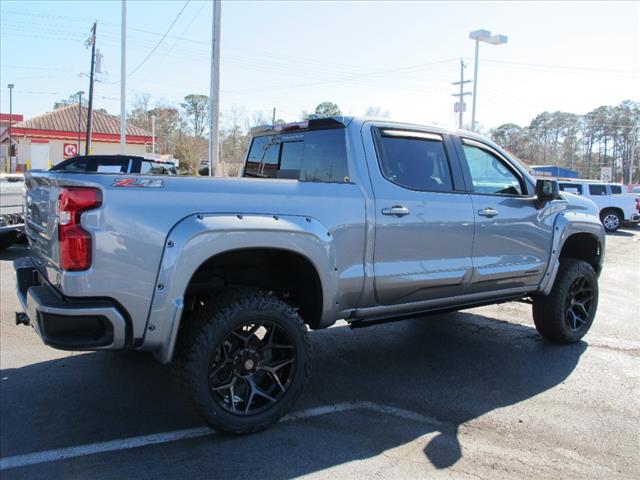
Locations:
565;275;595;332
209;319;296;416
243;378;276;414
265;358;294;371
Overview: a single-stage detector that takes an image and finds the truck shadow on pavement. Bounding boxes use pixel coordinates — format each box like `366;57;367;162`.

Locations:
0;310;586;478
0;244;29;261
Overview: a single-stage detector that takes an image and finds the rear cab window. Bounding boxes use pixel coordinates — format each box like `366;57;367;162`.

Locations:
609;185;622;194
244;128;349;183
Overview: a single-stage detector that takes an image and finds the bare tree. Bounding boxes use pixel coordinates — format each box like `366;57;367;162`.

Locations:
181;94;209;137
174;135;207;174
128;93;152;131
364;106;390;118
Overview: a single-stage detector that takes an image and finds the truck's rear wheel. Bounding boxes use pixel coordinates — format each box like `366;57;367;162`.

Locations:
173;290;311;434
600;209;622;232
532;259;598;343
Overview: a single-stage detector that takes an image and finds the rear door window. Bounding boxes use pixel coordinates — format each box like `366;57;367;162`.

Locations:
589;184;607;195
376;131;453;192
244;129;349;183
559;183;583;195
140;160;177;175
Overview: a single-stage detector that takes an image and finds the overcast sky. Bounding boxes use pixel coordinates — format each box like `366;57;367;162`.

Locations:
1;0;638;130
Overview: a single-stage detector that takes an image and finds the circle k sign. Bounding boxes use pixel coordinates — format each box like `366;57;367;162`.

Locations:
63;143;78;157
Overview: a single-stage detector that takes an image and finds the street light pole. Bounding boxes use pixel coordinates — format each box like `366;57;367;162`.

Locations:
471;39;480;132
77;91;84;154
7;83;14;172
469;29;508;132
208;0;221;177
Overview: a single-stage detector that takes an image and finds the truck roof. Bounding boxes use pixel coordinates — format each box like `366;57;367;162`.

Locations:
251;115;491;142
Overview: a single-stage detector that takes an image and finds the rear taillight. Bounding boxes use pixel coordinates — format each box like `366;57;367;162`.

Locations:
58;187;102;271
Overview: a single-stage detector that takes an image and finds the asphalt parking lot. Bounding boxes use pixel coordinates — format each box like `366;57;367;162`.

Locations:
1;228;639;480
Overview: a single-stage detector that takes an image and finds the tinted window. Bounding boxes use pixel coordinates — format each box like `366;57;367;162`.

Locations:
610;185;622;194
244;129;348;183
140;160;176;175
51;157;129;173
280;142;304;173
377;134;453;192
559;183;583;195
589;184;607;195
463;145;523;195
244;136;280;178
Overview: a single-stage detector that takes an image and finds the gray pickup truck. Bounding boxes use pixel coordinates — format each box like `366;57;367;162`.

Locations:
15;117;605;434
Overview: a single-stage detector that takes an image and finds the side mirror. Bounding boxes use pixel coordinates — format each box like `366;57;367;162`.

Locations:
535;179;560;208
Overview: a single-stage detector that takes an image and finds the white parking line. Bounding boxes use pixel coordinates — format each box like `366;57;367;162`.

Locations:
1;401;445;471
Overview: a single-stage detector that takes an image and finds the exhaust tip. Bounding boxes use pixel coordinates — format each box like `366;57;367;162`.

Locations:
15;312;30;326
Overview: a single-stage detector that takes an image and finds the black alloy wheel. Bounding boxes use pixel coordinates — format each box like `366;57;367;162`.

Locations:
209;321;296;415
564;275;594;332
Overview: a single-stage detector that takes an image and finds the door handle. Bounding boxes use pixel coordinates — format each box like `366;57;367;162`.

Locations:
382;205;411;217
478;207;499;218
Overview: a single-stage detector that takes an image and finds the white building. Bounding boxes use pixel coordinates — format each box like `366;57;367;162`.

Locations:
0;105;154;172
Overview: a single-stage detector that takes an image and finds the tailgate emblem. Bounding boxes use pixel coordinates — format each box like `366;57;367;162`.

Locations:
112;178;164;188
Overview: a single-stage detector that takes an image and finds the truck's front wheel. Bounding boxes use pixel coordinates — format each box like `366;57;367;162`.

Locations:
532;259;598;343
173;290;311;434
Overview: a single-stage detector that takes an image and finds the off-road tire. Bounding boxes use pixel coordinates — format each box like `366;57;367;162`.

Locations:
532;259;598;343
173;289;312;434
600;209;622;232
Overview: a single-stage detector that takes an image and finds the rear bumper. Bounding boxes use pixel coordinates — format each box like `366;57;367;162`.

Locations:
629;213;640;223
14;257;127;351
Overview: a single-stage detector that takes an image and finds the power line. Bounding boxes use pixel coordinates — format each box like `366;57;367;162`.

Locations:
125;0;191;79
478;58;637;75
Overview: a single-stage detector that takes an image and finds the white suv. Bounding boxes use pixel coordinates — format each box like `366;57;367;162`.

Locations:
558;180;640;232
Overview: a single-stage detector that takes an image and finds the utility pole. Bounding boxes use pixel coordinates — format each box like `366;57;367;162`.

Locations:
272;107;276;125
85;21;97;155
76;91;84;153
120;0;126;154
208;0;221;177
151;114;156;156
451;58;471;129
630;124;638;185
7;83;14;172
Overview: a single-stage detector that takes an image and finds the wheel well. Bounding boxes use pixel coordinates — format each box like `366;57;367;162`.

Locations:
559;233;602;275
599;207;623;219
183;248;324;328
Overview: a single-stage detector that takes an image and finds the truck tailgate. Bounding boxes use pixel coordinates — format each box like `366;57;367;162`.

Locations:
24;172;62;271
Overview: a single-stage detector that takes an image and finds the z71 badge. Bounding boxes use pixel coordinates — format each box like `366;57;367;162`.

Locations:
112;178;165;188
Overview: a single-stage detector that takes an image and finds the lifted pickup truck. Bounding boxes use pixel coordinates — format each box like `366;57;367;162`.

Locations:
15;117;605;434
